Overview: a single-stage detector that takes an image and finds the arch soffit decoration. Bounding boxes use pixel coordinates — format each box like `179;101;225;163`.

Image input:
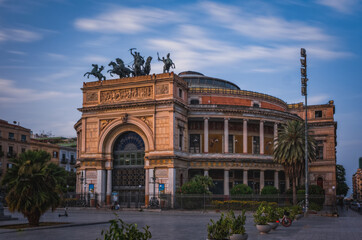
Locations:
98;116;154;154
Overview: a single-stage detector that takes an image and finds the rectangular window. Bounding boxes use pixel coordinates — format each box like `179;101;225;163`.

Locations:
252;136;260;154
8;146;13;154
179;128;183;150
0;130;2;138
21;148;26;153
8;132;14;140
190;99;199;105
53;151;58;158
316;140;324;160
315;110;322;118
62;154;66;162
178;88;183;98
228;135;234;153
21;135;27;142
189;134;200;153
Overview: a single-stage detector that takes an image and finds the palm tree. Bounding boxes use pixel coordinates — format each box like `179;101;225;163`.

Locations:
1;150;66;226
273;120;316;205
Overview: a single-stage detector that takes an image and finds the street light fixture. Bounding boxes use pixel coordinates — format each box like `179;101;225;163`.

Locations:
300;48;309;216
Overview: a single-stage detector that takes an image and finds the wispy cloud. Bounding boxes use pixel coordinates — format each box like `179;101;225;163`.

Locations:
0;78;77;103
148;24;350;71
75;6;181;34
316;0;359;13
308;94;330;104
7;50;26;55
82;55;109;63
46;53;67;60
200;1;332;42
0;28;42;42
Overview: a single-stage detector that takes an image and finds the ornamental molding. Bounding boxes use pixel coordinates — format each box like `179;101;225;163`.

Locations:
100;119;113;130
100;86;153;104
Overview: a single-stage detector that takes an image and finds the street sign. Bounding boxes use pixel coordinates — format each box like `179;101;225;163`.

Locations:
159;183;165;191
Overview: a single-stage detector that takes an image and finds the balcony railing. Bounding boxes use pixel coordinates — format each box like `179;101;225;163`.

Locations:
61;158;68;164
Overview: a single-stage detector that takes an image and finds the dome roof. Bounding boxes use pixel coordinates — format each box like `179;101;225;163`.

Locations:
178;71;240;90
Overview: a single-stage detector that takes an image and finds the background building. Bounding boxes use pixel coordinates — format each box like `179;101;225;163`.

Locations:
352;157;362;200
75;71;337;207
0;119;76;177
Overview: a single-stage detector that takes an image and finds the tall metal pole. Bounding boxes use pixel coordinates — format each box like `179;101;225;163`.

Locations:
300;48;309;216
304;85;309;216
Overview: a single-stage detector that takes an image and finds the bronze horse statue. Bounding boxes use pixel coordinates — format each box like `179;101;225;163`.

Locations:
84;64;106;81
142;56;152;75
108;59;134;78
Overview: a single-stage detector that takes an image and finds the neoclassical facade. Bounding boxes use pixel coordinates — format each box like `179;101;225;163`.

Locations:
75;71;337;206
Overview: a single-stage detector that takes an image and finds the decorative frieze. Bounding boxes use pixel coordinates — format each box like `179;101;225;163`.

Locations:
100;86;153;104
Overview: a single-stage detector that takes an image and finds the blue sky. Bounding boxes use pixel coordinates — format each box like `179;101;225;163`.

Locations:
0;0;361;192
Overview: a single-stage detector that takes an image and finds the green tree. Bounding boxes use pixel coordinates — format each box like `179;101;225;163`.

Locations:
178;175;214;194
230;184;253;195
1;150;66;226
273;120;316;205
336;164;349;196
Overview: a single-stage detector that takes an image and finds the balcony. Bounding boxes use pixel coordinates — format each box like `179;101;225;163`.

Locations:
70;159;76;165
61;158;68;164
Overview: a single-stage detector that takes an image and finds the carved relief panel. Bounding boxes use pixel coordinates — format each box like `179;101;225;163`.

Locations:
100;86;153;104
156;84;169;95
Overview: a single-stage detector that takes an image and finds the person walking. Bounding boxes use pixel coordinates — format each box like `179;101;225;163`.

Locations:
357;202;361;213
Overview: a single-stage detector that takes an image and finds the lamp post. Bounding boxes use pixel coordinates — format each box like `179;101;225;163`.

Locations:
300;48;309;216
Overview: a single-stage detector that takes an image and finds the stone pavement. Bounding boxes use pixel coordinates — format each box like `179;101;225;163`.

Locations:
0;207;361;240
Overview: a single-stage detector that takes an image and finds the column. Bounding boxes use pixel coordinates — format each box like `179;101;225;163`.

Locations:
168;168;176;208
274;122;278;150
286;173;290;190
106;169;112;205
260;170;264;193
243;170;248;185
204;169;209;177
274;171;279;189
224;118;229;153
96;169;106;205
260;120;264;155
224;170;229;197
243;119;248;154
204;117;209;153
149;169;156;200
145;169;149;206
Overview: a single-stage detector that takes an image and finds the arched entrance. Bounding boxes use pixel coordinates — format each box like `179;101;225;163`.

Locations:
112;131;145;207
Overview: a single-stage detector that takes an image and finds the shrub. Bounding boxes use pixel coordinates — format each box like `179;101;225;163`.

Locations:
98;215;151;240
309;202;323;211
207;213;230;240
230;184;253;195
253;203;269;225
261;186;279;195
227;210;246;235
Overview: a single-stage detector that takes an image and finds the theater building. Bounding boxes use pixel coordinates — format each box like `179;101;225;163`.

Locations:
75;71;337;206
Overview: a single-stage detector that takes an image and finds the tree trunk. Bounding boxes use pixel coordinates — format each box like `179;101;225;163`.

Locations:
26;210;41;227
292;177;297;205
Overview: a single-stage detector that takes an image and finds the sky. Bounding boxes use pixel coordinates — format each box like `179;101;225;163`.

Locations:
0;0;361;193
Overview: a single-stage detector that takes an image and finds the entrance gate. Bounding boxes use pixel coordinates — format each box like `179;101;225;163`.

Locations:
112;131;145;207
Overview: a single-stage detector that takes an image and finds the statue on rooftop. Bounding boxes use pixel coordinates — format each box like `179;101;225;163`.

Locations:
84;64;106;81
157;52;175;73
130;48;145;76
108;58;134;78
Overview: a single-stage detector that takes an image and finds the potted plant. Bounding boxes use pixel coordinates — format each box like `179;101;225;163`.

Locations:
253;203;272;234
266;205;279;230
227;210;248;240
207;213;230;240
